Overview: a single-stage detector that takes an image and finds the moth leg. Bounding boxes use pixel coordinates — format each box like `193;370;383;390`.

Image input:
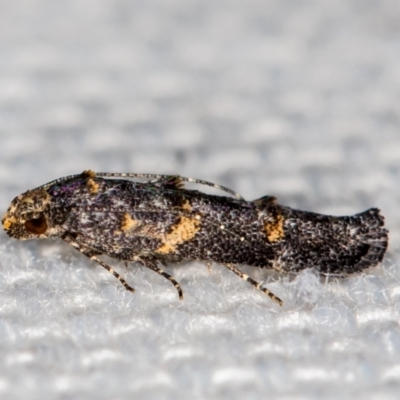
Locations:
88;255;135;293
62;234;135;293
223;263;283;306
138;259;183;300
206;262;212;273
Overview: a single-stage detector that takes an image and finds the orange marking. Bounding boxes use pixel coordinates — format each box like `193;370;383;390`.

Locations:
157;216;201;254
264;214;285;242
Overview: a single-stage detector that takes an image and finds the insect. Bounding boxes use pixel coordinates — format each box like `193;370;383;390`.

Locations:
2;170;389;305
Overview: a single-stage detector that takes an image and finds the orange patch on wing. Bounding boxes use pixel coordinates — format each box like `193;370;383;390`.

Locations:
264;214;285;242
182;199;192;212
86;178;100;194
121;213;141;232
157;216;201;254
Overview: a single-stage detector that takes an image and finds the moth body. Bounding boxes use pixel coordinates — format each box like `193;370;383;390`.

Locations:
2;170;388;305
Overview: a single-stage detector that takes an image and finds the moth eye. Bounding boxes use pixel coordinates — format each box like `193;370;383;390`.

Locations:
25;215;48;234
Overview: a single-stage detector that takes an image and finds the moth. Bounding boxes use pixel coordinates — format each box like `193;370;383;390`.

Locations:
2;170;389;305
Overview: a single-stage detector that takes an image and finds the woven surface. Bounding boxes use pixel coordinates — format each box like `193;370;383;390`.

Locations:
1;1;400;399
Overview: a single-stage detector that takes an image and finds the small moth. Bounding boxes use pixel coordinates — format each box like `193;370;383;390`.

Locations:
2;170;388;305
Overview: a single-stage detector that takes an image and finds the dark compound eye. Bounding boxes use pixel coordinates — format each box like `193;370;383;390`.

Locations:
25;215;48;234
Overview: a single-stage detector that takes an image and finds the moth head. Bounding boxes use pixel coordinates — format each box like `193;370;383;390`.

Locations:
2;188;53;240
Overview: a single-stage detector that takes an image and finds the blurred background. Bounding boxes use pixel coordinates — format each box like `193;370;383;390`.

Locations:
0;1;400;399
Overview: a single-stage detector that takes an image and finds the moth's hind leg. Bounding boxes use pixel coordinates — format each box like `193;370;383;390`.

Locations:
138;259;184;300
223;263;283;306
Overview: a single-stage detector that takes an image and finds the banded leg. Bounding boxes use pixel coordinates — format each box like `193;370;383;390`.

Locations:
223;263;283;306
90;255;135;293
62;234;135;293
139;259;183;300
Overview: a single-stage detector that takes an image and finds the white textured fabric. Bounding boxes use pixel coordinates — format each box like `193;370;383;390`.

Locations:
0;1;400;399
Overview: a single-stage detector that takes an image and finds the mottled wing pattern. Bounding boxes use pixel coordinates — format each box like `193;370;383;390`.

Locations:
2;170;389;305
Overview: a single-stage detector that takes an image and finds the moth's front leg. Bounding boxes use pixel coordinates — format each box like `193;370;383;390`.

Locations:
61;233;135;293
